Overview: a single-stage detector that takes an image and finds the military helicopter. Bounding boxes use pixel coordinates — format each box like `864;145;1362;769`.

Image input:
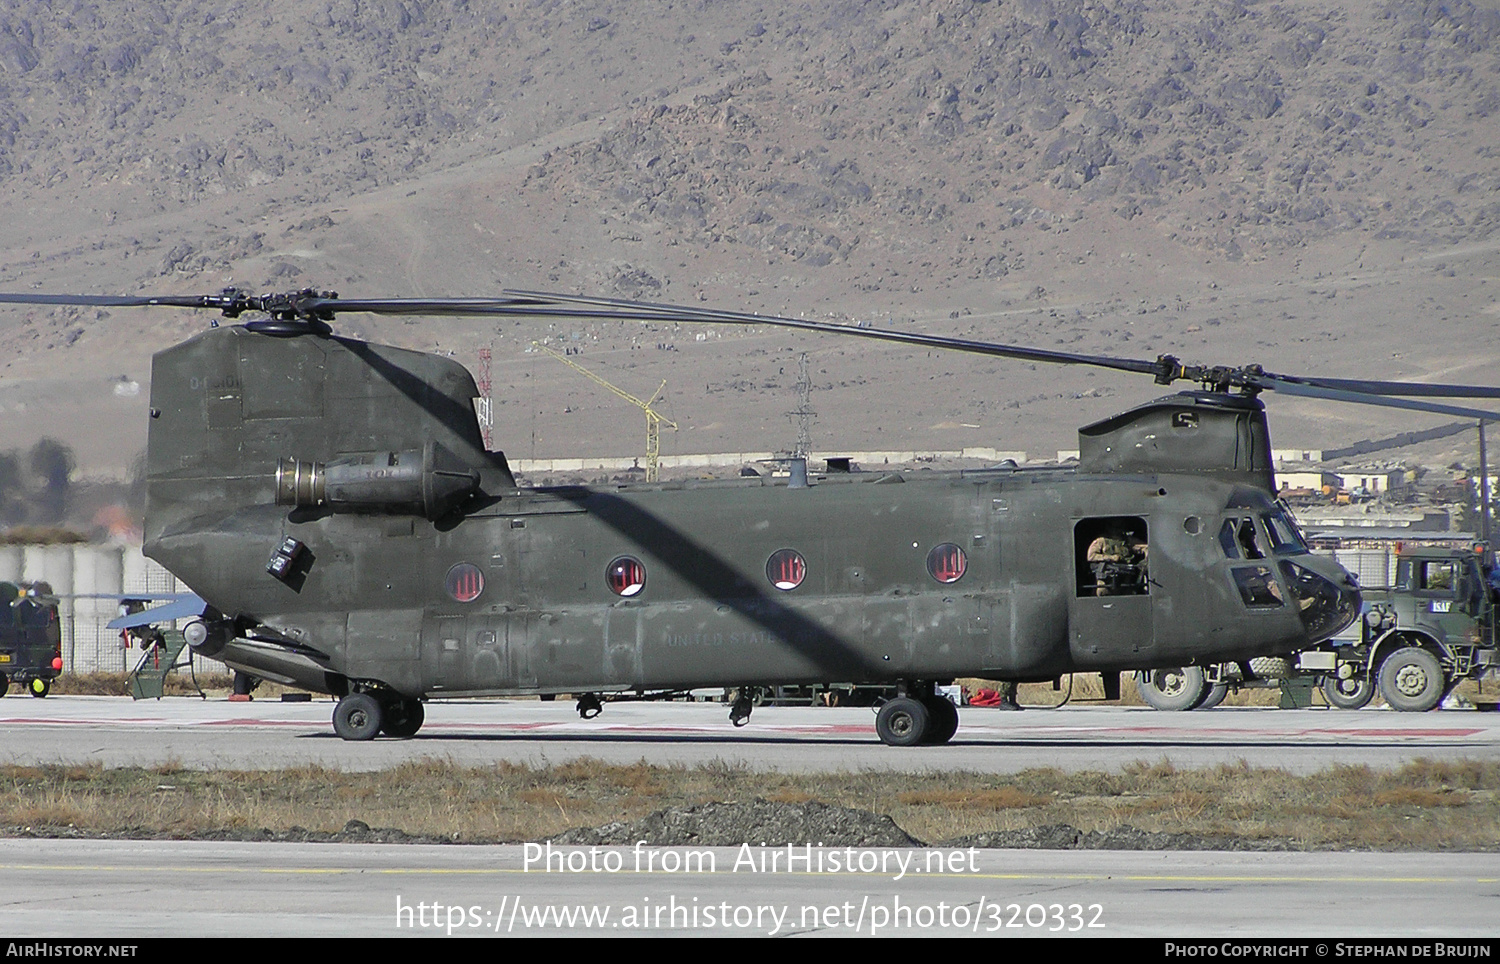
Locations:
3;287;1498;745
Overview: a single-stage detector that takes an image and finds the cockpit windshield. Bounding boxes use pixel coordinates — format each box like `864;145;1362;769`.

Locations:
1263;511;1309;555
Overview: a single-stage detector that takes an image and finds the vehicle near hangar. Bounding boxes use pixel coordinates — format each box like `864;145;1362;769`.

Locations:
1137;542;1499;712
6;286;1492;744
0;581;62;697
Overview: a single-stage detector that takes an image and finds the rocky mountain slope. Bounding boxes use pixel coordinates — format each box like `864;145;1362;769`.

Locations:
0;0;1495;480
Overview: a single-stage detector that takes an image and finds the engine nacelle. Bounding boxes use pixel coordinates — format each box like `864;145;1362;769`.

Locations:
276;440;480;520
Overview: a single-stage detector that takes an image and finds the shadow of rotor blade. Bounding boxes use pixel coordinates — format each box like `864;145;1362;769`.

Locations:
334;335;486;454
549;488;883;680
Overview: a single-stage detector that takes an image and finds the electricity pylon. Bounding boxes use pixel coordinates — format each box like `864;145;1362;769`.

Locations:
532;342;678;482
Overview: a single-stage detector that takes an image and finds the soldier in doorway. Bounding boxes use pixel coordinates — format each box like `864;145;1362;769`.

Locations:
1087;525;1147;595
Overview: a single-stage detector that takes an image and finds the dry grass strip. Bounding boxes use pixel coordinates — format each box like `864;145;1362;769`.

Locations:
3;757;1497;849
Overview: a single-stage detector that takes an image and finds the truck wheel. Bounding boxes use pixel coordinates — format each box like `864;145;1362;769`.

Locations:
29;678;50;698
333;692;383;740
875;697;930;747
1320;674;1374;710
1377;647;1445;712
1136;667;1207;711
0;672;8;695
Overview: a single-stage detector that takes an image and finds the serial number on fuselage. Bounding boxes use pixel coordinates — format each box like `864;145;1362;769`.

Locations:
187;375;240;391
663;631;792;649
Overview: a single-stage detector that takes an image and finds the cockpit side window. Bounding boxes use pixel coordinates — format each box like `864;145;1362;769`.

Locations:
1232;566;1284;608
1239;520;1266;559
1219;517;1265;560
1219;520;1241;559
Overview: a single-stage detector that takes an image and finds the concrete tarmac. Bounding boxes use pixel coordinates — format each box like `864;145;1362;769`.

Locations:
1;695;1498;773
4;698;1500;940
1;838;1496;938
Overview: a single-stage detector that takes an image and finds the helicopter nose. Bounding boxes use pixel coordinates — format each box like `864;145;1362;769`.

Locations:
1278;558;1362;643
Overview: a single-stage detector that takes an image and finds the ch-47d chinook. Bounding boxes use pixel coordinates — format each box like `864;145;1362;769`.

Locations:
5;287;1498;745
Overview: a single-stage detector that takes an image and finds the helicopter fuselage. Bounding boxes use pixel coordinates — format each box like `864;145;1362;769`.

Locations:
137;322;1358;737
151;462;1349;699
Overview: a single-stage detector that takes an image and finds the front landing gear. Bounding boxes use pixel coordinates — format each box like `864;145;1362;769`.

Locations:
920;694;959;744
876;697;928;746
875;685;960;746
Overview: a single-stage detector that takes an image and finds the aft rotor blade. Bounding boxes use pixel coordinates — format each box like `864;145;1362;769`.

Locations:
0;292;239;310
274;289;1169;378
1255;376;1500;421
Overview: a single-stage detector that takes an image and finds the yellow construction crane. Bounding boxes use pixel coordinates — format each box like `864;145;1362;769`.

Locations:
532;341;678;482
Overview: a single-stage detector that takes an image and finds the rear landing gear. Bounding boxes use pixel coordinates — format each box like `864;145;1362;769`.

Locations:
381;699;425;737
333;692;383;741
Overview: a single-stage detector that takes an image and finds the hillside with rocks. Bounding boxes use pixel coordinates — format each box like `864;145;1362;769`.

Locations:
0;0;1495;485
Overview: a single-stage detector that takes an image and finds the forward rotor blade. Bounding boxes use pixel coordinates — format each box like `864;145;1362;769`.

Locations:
299;289;1170;377
10;289;1500;414
493;290;1169;378
1262;372;1500;400
1255;375;1500;422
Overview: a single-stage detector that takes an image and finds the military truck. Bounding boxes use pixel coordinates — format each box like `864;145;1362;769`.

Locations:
1137;545;1498;712
0;582;63;697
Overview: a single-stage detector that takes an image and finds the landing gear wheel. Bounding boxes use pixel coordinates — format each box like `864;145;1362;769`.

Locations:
1136;667;1207;711
29;677;49;698
875;697;930;747
920;696;959;744
380;699;425;737
1196;683;1228;710
333;692;383;741
576;693;603;719
1377;647;1446;712
1321;673;1374;710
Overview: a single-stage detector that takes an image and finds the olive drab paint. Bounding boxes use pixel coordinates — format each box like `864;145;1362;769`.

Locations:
140;323;1360;741
5;286;1437;743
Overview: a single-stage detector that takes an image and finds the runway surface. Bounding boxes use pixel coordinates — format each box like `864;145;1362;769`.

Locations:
4;698;1499;940
2;838;1496;938
2;695;1499;772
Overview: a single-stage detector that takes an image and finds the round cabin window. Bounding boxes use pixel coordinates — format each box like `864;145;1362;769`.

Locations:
606;556;646;597
445;562;484;603
926;543;967;584
766;548;806;591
